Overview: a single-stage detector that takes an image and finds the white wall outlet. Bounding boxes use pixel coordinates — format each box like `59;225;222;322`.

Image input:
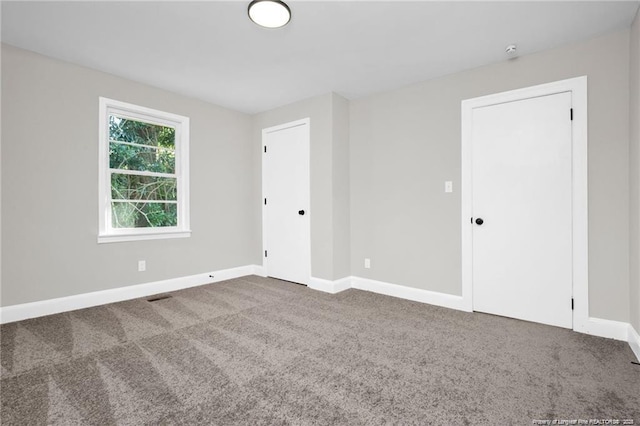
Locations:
445;181;453;193
138;260;146;272
364;258;371;269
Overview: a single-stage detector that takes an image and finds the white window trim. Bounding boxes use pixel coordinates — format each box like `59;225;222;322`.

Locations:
98;97;190;244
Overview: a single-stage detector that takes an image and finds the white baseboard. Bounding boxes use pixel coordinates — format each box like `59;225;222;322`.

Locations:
252;264;267;277
0;264;261;324
629;324;640;362
309;275;466;312
579;317;630;341
333;276;352;293
351;276;467;312
308;276;352;294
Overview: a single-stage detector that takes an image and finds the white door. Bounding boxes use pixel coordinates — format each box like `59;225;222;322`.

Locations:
471;92;573;328
262;119;311;285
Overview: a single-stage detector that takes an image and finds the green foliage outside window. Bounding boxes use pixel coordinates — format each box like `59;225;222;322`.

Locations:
109;116;178;228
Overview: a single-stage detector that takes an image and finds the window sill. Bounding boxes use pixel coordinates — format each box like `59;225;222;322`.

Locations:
98;230;191;244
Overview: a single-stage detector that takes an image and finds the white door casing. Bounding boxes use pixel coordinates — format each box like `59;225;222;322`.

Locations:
262;118;311;285
461;76;589;332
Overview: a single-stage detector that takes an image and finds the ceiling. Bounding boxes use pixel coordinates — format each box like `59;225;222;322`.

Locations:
2;1;639;114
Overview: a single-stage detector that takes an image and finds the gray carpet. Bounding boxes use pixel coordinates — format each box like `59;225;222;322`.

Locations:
1;275;638;425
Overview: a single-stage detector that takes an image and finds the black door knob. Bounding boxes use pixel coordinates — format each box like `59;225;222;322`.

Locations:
298;210;305;215
475;218;484;225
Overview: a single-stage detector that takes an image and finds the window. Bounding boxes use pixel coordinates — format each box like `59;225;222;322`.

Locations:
98;97;190;243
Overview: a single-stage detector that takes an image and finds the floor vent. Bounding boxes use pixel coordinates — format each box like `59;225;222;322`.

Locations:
147;294;172;302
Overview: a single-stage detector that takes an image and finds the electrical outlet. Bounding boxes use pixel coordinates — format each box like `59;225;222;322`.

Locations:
138;260;146;272
364;258;371;269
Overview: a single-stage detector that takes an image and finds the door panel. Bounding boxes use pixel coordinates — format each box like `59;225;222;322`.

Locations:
263;122;310;285
472;92;573;328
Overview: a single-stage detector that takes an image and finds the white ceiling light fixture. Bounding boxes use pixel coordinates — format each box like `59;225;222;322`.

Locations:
248;0;291;29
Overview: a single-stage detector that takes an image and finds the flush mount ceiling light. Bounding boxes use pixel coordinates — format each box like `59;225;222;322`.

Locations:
248;0;291;29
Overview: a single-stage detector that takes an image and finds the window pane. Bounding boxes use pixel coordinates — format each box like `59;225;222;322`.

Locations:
111;173;177;201
111;202;178;228
109;115;175;149
109;142;175;174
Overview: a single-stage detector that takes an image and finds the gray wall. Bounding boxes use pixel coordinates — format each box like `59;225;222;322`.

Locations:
630;11;640;333
350;30;631;322
2;28;636;327
252;93;350;281
331;94;351;279
1;44;258;306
